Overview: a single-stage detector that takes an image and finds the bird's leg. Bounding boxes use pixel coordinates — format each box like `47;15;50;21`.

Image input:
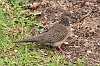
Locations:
58;47;65;54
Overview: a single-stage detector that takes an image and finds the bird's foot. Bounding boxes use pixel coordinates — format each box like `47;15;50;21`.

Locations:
52;47;65;55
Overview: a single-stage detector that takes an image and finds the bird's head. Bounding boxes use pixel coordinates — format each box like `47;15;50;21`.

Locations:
59;12;73;26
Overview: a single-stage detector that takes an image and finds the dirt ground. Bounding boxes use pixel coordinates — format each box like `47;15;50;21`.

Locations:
26;0;100;65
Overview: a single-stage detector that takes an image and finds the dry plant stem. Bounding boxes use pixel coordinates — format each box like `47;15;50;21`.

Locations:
79;7;94;22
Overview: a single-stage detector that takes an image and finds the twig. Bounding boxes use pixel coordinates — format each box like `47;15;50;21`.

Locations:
79;7;93;22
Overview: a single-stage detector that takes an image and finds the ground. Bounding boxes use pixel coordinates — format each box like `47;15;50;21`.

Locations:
29;0;100;65
0;0;100;66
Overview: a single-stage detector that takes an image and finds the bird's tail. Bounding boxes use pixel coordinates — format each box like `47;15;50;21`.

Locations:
13;38;37;43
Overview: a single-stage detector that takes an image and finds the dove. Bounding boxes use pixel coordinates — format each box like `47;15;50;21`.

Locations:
13;14;71;53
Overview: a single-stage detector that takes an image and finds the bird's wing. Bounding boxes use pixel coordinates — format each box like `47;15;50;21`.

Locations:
47;24;68;44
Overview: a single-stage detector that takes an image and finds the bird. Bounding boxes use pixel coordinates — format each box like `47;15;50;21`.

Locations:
13;13;71;53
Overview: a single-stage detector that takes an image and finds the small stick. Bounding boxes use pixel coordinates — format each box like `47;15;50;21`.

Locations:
79;7;93;22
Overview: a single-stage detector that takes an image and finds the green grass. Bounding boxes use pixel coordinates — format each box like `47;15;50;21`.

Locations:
0;0;99;66
0;0;67;66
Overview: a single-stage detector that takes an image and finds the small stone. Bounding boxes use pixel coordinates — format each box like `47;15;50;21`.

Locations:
34;10;42;16
97;43;100;47
29;2;39;10
87;50;92;53
14;50;18;52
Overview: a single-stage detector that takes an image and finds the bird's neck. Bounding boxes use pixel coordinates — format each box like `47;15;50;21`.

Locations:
59;18;70;26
